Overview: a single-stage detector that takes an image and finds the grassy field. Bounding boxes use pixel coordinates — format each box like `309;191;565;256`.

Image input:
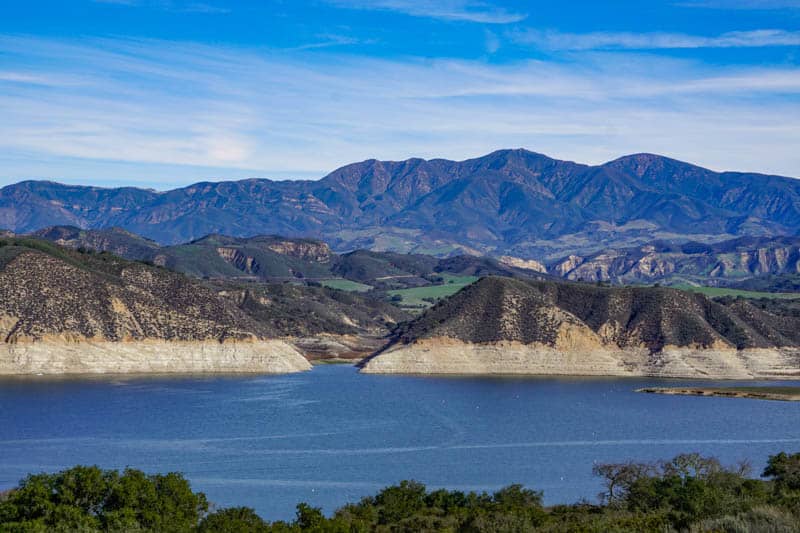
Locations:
319;278;373;292
387;274;479;309
671;283;800;299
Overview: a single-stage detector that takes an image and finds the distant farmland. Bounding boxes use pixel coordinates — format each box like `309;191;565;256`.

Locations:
387;274;479;310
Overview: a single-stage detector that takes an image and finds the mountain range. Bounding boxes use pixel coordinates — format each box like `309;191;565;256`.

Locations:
3;149;800;259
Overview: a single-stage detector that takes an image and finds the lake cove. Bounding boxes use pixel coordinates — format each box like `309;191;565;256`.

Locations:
2;365;799;521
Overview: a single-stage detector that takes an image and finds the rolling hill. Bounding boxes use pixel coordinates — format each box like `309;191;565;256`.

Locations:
0;236;418;366
0;237;310;374
27;226;549;311
30;225;800;297
362;277;800;378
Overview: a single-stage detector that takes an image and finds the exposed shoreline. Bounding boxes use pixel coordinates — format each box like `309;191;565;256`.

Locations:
637;386;800;401
360;338;800;379
0;339;311;375
6;336;800;379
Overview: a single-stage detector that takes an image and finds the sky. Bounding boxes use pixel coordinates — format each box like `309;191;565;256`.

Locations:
1;0;799;189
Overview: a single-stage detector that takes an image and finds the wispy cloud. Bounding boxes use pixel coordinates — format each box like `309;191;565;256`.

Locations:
0;35;798;187
325;0;526;24
293;34;367;51
92;0;231;14
510;29;800;50
484;30;501;54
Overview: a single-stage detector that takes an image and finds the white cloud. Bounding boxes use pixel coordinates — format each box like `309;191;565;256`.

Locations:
0;35;798;187
325;0;526;24
510;29;800;50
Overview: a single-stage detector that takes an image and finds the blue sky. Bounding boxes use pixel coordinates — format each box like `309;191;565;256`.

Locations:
1;0;799;188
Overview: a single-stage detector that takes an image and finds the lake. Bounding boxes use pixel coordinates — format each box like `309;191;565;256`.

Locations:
1;365;799;521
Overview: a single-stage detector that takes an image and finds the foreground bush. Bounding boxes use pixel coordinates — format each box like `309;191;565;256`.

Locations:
2;453;800;532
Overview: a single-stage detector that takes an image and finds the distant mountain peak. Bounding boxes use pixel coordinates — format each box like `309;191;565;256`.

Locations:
605;152;701;172
473;147;556;162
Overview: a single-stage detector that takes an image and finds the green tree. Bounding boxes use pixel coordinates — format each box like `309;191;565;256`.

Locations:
0;466;208;532
150;472;208;531
374;480;427;524
764;452;800;491
593;461;655;505
295;502;325;530
198;507;269;532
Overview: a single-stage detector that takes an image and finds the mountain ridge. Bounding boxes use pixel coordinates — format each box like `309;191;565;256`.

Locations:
2;149;799;257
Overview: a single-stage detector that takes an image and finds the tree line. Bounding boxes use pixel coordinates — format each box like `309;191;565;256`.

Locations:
2;452;800;532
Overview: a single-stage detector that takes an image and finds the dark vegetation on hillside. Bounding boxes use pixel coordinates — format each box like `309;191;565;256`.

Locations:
393;277;800;351
331;250;439;289
724;273;800;293
215;281;410;337
720;296;800;318
33;225;161;260
0;237;268;341
0;237;139;276
3;453;800;532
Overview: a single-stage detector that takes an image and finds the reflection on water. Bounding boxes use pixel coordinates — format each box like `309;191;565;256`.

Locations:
1;365;799;520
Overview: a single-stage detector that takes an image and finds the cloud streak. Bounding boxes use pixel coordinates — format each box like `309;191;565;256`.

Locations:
0;35;798;187
511;29;800;50
325;0;526;24
293;34;367;51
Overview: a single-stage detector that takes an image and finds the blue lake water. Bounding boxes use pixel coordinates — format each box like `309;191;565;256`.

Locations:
1;364;800;521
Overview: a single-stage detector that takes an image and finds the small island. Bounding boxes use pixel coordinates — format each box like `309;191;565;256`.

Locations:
637;386;800;402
